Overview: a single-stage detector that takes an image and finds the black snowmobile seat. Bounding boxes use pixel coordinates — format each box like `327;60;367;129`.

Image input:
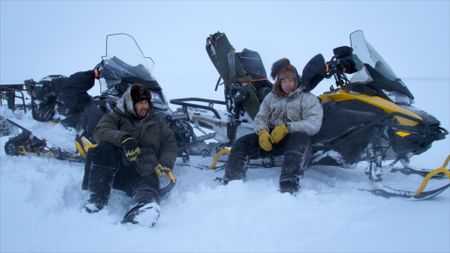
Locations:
206;31;273;120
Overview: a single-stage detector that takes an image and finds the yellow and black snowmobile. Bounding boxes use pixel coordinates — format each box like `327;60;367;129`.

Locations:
176;30;449;199
299;31;448;173
304;31;449;199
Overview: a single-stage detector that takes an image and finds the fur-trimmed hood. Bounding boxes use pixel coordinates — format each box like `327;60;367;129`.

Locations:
116;86;152;119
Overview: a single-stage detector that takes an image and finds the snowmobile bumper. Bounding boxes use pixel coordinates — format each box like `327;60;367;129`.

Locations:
414;155;450;196
209;147;231;169
75;134;97;157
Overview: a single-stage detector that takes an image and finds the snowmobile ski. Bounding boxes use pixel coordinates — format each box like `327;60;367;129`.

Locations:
390;167;448;179
4;118;84;162
363;183;450;200
362;155;450;200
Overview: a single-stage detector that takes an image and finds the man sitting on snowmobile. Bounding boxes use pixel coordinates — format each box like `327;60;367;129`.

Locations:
222;58;323;194
82;83;177;227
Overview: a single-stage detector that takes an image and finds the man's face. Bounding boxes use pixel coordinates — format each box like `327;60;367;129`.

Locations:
134;100;149;118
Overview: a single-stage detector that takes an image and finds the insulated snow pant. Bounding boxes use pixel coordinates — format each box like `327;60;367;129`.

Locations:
224;131;311;189
84;143;160;210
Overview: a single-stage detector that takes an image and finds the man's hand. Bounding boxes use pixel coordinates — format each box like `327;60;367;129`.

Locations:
258;129;273;152
121;136;141;161
154;164;176;183
271;124;289;144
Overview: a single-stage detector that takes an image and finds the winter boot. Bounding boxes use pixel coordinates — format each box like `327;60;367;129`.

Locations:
84;163;117;213
122;176;161;227
279;152;303;194
122;202;161;227
222;153;247;184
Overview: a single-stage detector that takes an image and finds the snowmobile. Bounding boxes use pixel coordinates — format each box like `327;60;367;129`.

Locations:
1;33;213;195
173;31;450;199
76;33;216;160
2;33;215;158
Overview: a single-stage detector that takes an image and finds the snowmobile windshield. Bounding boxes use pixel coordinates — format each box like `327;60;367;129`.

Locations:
349;30;414;104
100;33;157;89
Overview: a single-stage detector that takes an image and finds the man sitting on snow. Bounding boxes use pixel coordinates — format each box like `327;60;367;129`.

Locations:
222;58;323;194
82;83;177;227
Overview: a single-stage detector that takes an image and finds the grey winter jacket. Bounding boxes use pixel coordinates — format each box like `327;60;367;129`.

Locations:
93;87;177;174
253;87;323;136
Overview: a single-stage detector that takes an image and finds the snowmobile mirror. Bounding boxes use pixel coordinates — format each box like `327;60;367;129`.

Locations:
332;46;360;74
333;46;353;58
301;54;326;92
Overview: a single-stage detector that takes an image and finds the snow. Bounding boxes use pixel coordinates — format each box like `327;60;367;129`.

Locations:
1;1;449;252
1;77;449;252
1;147;449;252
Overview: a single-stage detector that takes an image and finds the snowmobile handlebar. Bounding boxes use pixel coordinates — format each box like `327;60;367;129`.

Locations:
325;58;350;87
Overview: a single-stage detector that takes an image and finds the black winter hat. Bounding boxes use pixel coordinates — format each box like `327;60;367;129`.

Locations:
130;83;151;104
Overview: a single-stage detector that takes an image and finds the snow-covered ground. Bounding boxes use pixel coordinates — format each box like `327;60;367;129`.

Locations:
1;1;449;250
0;78;449;252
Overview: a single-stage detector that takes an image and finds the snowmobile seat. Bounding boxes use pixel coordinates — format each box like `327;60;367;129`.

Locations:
206;32;272;120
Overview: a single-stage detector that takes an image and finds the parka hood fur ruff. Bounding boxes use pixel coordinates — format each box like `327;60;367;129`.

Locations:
116;87;150;119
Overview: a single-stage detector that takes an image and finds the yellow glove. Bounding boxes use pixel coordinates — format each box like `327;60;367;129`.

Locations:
271;124;289;144
258;129;273;152
154;164;176;183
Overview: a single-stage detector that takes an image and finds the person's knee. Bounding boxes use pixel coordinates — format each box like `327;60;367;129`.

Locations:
284;132;310;152
89;143;121;167
290;132;310;142
231;133;258;155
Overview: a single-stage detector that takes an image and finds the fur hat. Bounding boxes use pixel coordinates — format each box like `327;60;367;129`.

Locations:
130;83;151;104
271;58;300;97
270;58;299;82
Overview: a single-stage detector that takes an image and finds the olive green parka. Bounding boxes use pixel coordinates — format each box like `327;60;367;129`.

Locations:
93;87;177;175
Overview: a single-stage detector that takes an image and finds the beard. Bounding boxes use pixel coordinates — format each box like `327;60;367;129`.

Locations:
137;108;147;118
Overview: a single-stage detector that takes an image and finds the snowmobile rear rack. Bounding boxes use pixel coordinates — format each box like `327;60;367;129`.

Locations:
170;97;227;119
0;84;28;112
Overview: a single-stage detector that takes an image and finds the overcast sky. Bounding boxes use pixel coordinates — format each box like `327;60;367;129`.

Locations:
1;0;449;100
